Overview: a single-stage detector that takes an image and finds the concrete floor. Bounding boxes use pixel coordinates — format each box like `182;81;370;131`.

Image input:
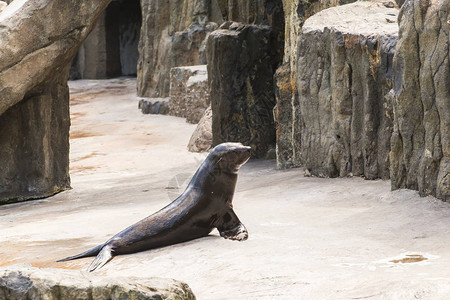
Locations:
1;79;450;299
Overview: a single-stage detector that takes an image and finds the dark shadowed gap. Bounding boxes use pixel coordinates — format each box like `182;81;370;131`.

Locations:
69;0;141;79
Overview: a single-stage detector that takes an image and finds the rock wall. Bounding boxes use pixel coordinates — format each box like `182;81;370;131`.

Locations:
0;265;195;299
275;0;357;168
0;75;71;204
294;2;398;179
137;0;215;97
391;0;449;200
207;22;279;158
0;0;112;204
137;0;284;98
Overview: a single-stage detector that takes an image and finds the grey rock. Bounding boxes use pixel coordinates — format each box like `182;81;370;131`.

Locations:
0;265;196;300
139;98;170;115
390;0;449;200
169;65;210;124
137;0;284;98
276;0;358;169
294;2;398;179
0;0;112;204
207;22;280;158
280;0;357;79
137;0;218;98
188;105;212;152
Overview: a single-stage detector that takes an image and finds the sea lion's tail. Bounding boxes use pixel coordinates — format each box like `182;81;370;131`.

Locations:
56;244;104;262
86;245;113;272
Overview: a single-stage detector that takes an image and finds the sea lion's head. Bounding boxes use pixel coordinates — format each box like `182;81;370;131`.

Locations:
210;142;251;174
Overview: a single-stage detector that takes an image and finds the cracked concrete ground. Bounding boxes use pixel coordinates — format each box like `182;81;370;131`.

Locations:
1;78;450;299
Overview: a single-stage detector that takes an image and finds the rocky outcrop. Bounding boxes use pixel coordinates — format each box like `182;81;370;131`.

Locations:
188;105;212;152
0;265;195;299
390;0;449;200
294;2;398;179
0;0;112;204
137;0;284;98
169;65;209;124
207;22;280;158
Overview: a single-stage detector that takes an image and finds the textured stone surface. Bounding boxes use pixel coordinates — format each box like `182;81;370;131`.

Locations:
188;105;212;152
281;0;356;67
294;2;398;179
275;0;357;169
0;265;196;300
137;0;217;97
0;1;6;12
0;0;112;204
207;22;280;158
139;98;170;115
169;65;209;124
137;0;283;98
0;76;71;204
390;0;449;200
274;63;298;169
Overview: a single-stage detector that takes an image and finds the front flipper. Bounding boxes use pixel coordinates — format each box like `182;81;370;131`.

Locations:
217;209;248;241
87;245;114;272
219;223;248;241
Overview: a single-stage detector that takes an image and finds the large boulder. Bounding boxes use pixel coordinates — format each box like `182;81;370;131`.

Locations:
207;22;280;158
281;0;356;68
188;105;212;152
0;265;195;299
390;0;449;200
0;0;112;204
169;65;210;124
294;2;398;178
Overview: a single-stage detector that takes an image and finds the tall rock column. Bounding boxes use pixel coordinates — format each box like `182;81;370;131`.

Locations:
391;0;449;200
207;22;279;158
275;0;357;168
295;2;398;179
0;0;112;204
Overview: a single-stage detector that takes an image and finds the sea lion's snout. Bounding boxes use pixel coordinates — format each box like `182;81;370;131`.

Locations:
234;146;251;164
229;145;251;170
212;143;252;173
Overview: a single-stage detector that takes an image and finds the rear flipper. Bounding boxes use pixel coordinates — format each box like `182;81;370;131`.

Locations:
87;245;114;272
57;244;103;262
217;209;248;241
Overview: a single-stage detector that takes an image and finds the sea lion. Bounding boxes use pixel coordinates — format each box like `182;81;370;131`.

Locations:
57;142;251;271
